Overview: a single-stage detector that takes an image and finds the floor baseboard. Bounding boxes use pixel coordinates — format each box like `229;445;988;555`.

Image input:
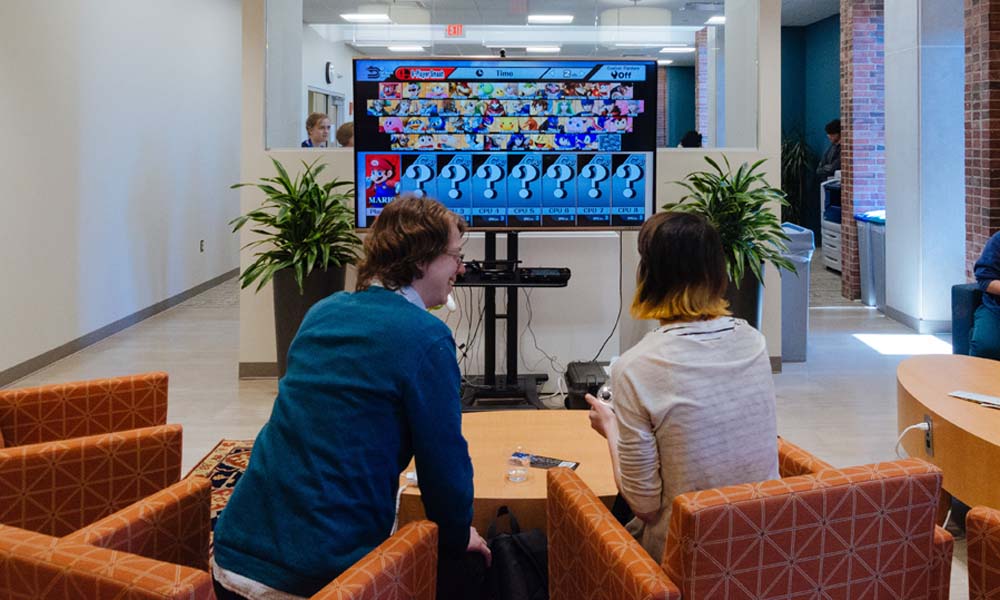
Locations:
239;362;279;378
0;269;238;387
883;305;951;334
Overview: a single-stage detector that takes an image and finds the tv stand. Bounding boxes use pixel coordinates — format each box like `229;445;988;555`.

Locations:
455;231;570;411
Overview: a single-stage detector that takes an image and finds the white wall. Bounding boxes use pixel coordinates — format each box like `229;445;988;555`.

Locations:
301;25;355;129
725;0;758;148
0;0;242;375
239;0;783;383
884;0;965;330
265;0;302;149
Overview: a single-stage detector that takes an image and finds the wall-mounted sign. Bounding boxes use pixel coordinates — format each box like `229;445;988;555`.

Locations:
445;23;464;37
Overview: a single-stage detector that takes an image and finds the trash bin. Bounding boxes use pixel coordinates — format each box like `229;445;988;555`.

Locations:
869;212;886;311
780;223;815;362
855;210;886;310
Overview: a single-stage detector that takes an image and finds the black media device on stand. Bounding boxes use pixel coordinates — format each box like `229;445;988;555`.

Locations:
564;361;610;410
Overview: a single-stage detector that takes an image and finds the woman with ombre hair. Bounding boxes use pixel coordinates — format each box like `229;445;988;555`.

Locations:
586;211;779;562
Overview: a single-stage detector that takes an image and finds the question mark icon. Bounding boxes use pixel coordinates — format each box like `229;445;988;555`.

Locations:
546;163;573;199
440;163;469;199
580;163;609;199
476;163;503;199
510;163;539;199
404;163;433;197
615;163;643;199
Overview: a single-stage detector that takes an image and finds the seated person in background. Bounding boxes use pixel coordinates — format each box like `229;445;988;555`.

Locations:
212;196;489;600
971;230;1000;360
301;112;331;148
335;121;354;147
816;118;841;179
679;130;703;148
587;212;779;562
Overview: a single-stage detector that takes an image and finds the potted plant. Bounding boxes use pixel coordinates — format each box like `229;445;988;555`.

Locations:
231;157;362;376
780;130;816;225
664;156;794;328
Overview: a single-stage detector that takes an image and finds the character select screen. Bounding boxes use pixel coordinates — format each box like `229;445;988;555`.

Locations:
353;59;657;229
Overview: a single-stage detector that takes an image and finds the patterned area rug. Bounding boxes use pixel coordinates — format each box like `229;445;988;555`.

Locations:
187;439;254;550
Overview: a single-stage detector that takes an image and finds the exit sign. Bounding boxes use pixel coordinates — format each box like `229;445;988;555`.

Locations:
446;23;464;37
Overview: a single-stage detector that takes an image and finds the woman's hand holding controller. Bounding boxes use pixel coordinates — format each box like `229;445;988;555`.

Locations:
585;389;617;440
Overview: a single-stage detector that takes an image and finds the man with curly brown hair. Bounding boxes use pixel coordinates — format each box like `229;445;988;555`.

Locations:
213;196;488;600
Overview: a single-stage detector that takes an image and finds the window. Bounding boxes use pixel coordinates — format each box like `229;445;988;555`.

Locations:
264;0;758;150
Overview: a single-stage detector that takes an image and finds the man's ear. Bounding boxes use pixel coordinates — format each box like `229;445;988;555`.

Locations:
413;262;427;280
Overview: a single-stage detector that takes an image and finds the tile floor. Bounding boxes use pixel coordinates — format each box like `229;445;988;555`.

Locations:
3;252;969;597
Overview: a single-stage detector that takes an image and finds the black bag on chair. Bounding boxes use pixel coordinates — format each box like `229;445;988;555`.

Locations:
484;506;548;600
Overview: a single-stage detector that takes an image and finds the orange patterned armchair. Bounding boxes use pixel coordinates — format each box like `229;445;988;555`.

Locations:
0;474;439;599
968;505;1000;600
310;520;438;600
0;477;215;599
0;372;182;536
548;441;954;600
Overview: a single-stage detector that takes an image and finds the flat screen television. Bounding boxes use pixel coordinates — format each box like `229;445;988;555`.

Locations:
353;58;657;230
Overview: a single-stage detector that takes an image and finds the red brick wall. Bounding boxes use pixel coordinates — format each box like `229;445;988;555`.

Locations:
839;0;885;299
695;28;710;146
965;0;1000;277
658;66;668;148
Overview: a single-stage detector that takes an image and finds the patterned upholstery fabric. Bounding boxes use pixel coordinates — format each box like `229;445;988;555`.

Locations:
968;505;1000;599
547;468;682;600
0;372;168;447
0;424;183;536
63;477;210;571
311;520;439;600
663;459;952;600
776;436;835;478
930;524;953;600
0;524;214;599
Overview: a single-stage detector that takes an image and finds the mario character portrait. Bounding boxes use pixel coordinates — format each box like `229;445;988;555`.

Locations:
365;156;400;207
379;82;401;99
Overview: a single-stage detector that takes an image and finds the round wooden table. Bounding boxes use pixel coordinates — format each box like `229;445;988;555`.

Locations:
398;410;617;533
897;355;1000;509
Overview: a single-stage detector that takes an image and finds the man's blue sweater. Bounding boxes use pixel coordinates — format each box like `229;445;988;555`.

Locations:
213;287;473;596
975;231;1000;315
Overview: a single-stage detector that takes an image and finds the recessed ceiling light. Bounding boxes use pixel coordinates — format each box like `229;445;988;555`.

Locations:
526;46;561;53
659;47;695;54
706;15;726;25
340;13;392;23
657;59;674;65
387;45;425;52
614;43;666;48
528;14;573;24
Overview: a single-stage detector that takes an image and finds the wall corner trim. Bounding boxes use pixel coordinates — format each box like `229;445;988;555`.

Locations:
0;269;239;388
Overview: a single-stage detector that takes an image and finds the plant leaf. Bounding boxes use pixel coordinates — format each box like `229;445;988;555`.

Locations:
230;157;363;292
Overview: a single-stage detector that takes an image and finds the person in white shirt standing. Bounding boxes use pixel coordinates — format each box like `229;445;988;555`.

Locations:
587;211;779;562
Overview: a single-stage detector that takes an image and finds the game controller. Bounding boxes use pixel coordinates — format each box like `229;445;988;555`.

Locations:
596;384;613;406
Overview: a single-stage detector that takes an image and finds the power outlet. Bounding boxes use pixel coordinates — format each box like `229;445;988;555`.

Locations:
923;415;933;457
199;240;205;253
